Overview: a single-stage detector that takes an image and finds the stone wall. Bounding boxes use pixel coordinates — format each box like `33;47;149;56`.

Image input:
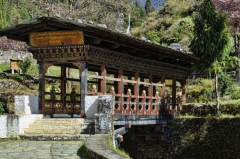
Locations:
0;114;43;138
165;118;240;159
95;95;114;134
121;118;240;159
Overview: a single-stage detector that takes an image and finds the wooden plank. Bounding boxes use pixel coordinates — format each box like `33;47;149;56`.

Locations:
105;77;121;81
152;83;163;87
138;81;150;85
87;74;103;79
123;79;137;84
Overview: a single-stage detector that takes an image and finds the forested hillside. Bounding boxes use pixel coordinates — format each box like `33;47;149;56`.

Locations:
0;0;146;30
131;0;196;52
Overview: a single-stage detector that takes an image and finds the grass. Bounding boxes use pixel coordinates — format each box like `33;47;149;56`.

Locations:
105;137;131;158
0;63;10;73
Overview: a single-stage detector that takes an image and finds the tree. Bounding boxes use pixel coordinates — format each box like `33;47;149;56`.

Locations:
145;0;154;14
212;0;240;85
190;0;238;114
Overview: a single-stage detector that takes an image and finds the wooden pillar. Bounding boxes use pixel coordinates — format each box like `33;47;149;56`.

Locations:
160;76;165;112
181;79;186;105
114;74;118;93
60;65;66;114
148;74;153;115
134;72;139;115
100;65;106;94
118;69;124;114
80;61;87;117
172;77;177;112
38;62;43;113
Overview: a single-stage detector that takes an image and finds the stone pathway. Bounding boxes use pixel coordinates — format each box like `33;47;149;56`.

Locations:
0;140;84;159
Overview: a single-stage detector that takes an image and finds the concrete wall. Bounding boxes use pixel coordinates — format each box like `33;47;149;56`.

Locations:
14;96;39;115
0;114;43;138
85;96;98;118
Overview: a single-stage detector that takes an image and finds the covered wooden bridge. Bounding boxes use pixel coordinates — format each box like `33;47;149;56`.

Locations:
0;16;198;122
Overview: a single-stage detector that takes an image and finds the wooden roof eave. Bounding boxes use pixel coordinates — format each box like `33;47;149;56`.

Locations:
0;16;199;63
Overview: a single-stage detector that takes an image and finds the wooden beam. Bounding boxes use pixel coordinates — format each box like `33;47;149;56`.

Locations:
100;65;106;94
88;39;102;44
7;35;28;42
134;72;139;115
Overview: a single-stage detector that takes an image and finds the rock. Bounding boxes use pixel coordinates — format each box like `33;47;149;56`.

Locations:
97;24;107;29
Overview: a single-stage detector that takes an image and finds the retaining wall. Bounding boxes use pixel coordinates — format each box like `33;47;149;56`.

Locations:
0;114;43;138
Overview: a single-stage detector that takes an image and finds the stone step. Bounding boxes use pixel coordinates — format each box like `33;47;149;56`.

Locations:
24;129;93;135
19;134;92;141
34;118;94;123
23;118;95;136
27;124;94;129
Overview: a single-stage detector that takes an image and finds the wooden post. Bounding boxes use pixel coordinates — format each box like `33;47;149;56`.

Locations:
181;79;186;105
38;62;43;114
60;65;66;114
172;77;177;113
80;61;87;118
100;65;106;94
160;76;165;113
118;69;124;114
134;72;139;115
148;74;153;115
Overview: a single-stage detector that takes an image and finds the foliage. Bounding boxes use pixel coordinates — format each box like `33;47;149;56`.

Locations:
190;0;238;113
218;72;234;97
0;98;6;114
17;56;32;74
230;86;240;100
187;78;215;103
145;0;154;14
182;100;240;117
132;0;196;51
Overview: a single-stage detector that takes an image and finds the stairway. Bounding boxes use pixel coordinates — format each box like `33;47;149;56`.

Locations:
19;118;95;140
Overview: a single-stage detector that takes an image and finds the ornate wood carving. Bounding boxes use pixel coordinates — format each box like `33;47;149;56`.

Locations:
43;63;53;75
88;46;191;78
29;45;89;61
72;62;82;70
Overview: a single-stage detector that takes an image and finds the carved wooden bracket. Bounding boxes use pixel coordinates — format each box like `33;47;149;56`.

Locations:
72;62;82;70
43;63;53;75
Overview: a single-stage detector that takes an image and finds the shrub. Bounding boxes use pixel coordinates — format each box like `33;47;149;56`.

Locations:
0;98;7;114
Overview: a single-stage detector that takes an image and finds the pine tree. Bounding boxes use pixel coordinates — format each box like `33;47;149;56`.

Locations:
190;0;238;114
0;0;5;29
145;0;154;14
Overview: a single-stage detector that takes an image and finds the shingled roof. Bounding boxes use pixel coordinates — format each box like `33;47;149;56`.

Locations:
0;16;199;68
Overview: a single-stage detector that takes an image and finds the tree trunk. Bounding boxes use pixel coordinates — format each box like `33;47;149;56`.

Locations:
215;73;220;115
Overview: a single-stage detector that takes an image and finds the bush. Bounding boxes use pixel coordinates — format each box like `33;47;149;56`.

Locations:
0;98;7;114
230;89;240;100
